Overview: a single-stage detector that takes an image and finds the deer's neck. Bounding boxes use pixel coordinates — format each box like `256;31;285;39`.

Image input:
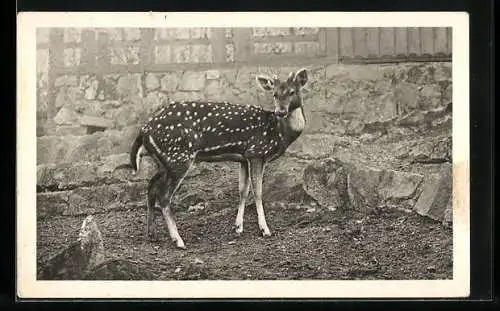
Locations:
278;106;306;145
266;107;305;162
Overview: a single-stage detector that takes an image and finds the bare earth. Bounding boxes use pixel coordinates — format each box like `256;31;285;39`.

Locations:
37;201;452;280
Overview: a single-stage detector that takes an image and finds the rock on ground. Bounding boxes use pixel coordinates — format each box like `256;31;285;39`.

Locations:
302;157;424;211
414;163;452;224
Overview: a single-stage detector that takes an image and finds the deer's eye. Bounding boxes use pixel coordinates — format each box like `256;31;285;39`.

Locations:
273;93;278;98
289;89;295;95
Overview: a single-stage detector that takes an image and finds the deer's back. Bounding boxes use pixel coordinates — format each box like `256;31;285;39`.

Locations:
141;101;285;162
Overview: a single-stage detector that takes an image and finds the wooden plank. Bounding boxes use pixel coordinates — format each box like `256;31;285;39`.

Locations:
394;27;408;56
434;27;450;55
57;52;450;75
339;28;354;58
210;28;226;64
324;28;339;61
341;55;452;64
154;38;211;45
353;28;368;57
252;34;318;43
139;28;155;68
420;27;435;56
97;31;110;70
80;29;97;69
379;27;395;57
407;27;421;56
47;28;64;121
233;28;253;62
318;28;327;56
366;28;380;57
447;27;453;54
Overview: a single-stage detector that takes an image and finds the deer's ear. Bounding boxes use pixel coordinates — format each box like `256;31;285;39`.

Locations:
256;75;275;91
293;68;308;87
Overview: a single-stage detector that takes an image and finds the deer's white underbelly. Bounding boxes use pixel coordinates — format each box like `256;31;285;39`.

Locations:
288;107;306;132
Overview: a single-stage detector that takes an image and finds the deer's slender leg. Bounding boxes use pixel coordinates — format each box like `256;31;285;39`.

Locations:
235;160;251;234
157;160;195;249
146;171;166;241
249;159;271;237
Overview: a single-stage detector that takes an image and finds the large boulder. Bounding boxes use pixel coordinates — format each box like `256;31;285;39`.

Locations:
302;158;349;210
37;126;141;165
302;157;424;211
37;153;158;191
408;136;452;164
37;182;148;218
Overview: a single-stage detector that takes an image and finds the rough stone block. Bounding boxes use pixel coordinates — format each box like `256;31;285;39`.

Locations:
55;75;78;87
160;72;179;92
180;71;206;91
169;91;205;102
285;134;342;159
414;163;452;222
37;182;148;218
105;104;147;129
302;158;349;209
54;125;87;136
409;135;452;164
205;70;220;80
155;45;172;64
116;74;143;99
54;108;80;125
302;157;424;210
80;116;114;129
37;153;158;191
37;191;70;218
145;73;160;91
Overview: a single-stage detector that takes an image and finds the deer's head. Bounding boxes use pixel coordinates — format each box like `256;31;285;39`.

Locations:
256;68;308;118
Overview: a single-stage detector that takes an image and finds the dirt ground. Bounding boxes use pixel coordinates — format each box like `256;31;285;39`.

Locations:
37;200;452;280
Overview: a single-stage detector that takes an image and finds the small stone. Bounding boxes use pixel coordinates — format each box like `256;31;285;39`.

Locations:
426;265;436;273
228;241;236;245
306;207;316;213
194;258;204;264
188;202;206;212
205;70;220;80
174;267;181;273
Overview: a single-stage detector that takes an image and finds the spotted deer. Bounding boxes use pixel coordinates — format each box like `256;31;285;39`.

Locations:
119;68;308;249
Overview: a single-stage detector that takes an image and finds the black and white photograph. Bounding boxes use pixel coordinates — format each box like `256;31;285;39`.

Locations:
17;12;470;298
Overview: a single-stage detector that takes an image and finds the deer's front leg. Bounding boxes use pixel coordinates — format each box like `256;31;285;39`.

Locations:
235;161;251;234
249;159;271;237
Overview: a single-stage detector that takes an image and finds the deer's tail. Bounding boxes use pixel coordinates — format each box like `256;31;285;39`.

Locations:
113;132;146;175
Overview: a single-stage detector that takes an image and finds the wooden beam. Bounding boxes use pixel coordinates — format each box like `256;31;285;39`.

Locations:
210;28;226;64
233;28;253;62
47;28;64;121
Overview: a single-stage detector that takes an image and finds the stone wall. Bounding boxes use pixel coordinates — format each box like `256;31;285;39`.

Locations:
40;62;451;144
36;61;453;225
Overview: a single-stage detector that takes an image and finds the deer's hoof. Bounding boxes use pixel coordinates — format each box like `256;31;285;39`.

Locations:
175;239;186;249
234;225;243;235
261;228;272;237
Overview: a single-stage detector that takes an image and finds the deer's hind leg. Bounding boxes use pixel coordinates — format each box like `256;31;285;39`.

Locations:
146;171;167;241
156;160;196;249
